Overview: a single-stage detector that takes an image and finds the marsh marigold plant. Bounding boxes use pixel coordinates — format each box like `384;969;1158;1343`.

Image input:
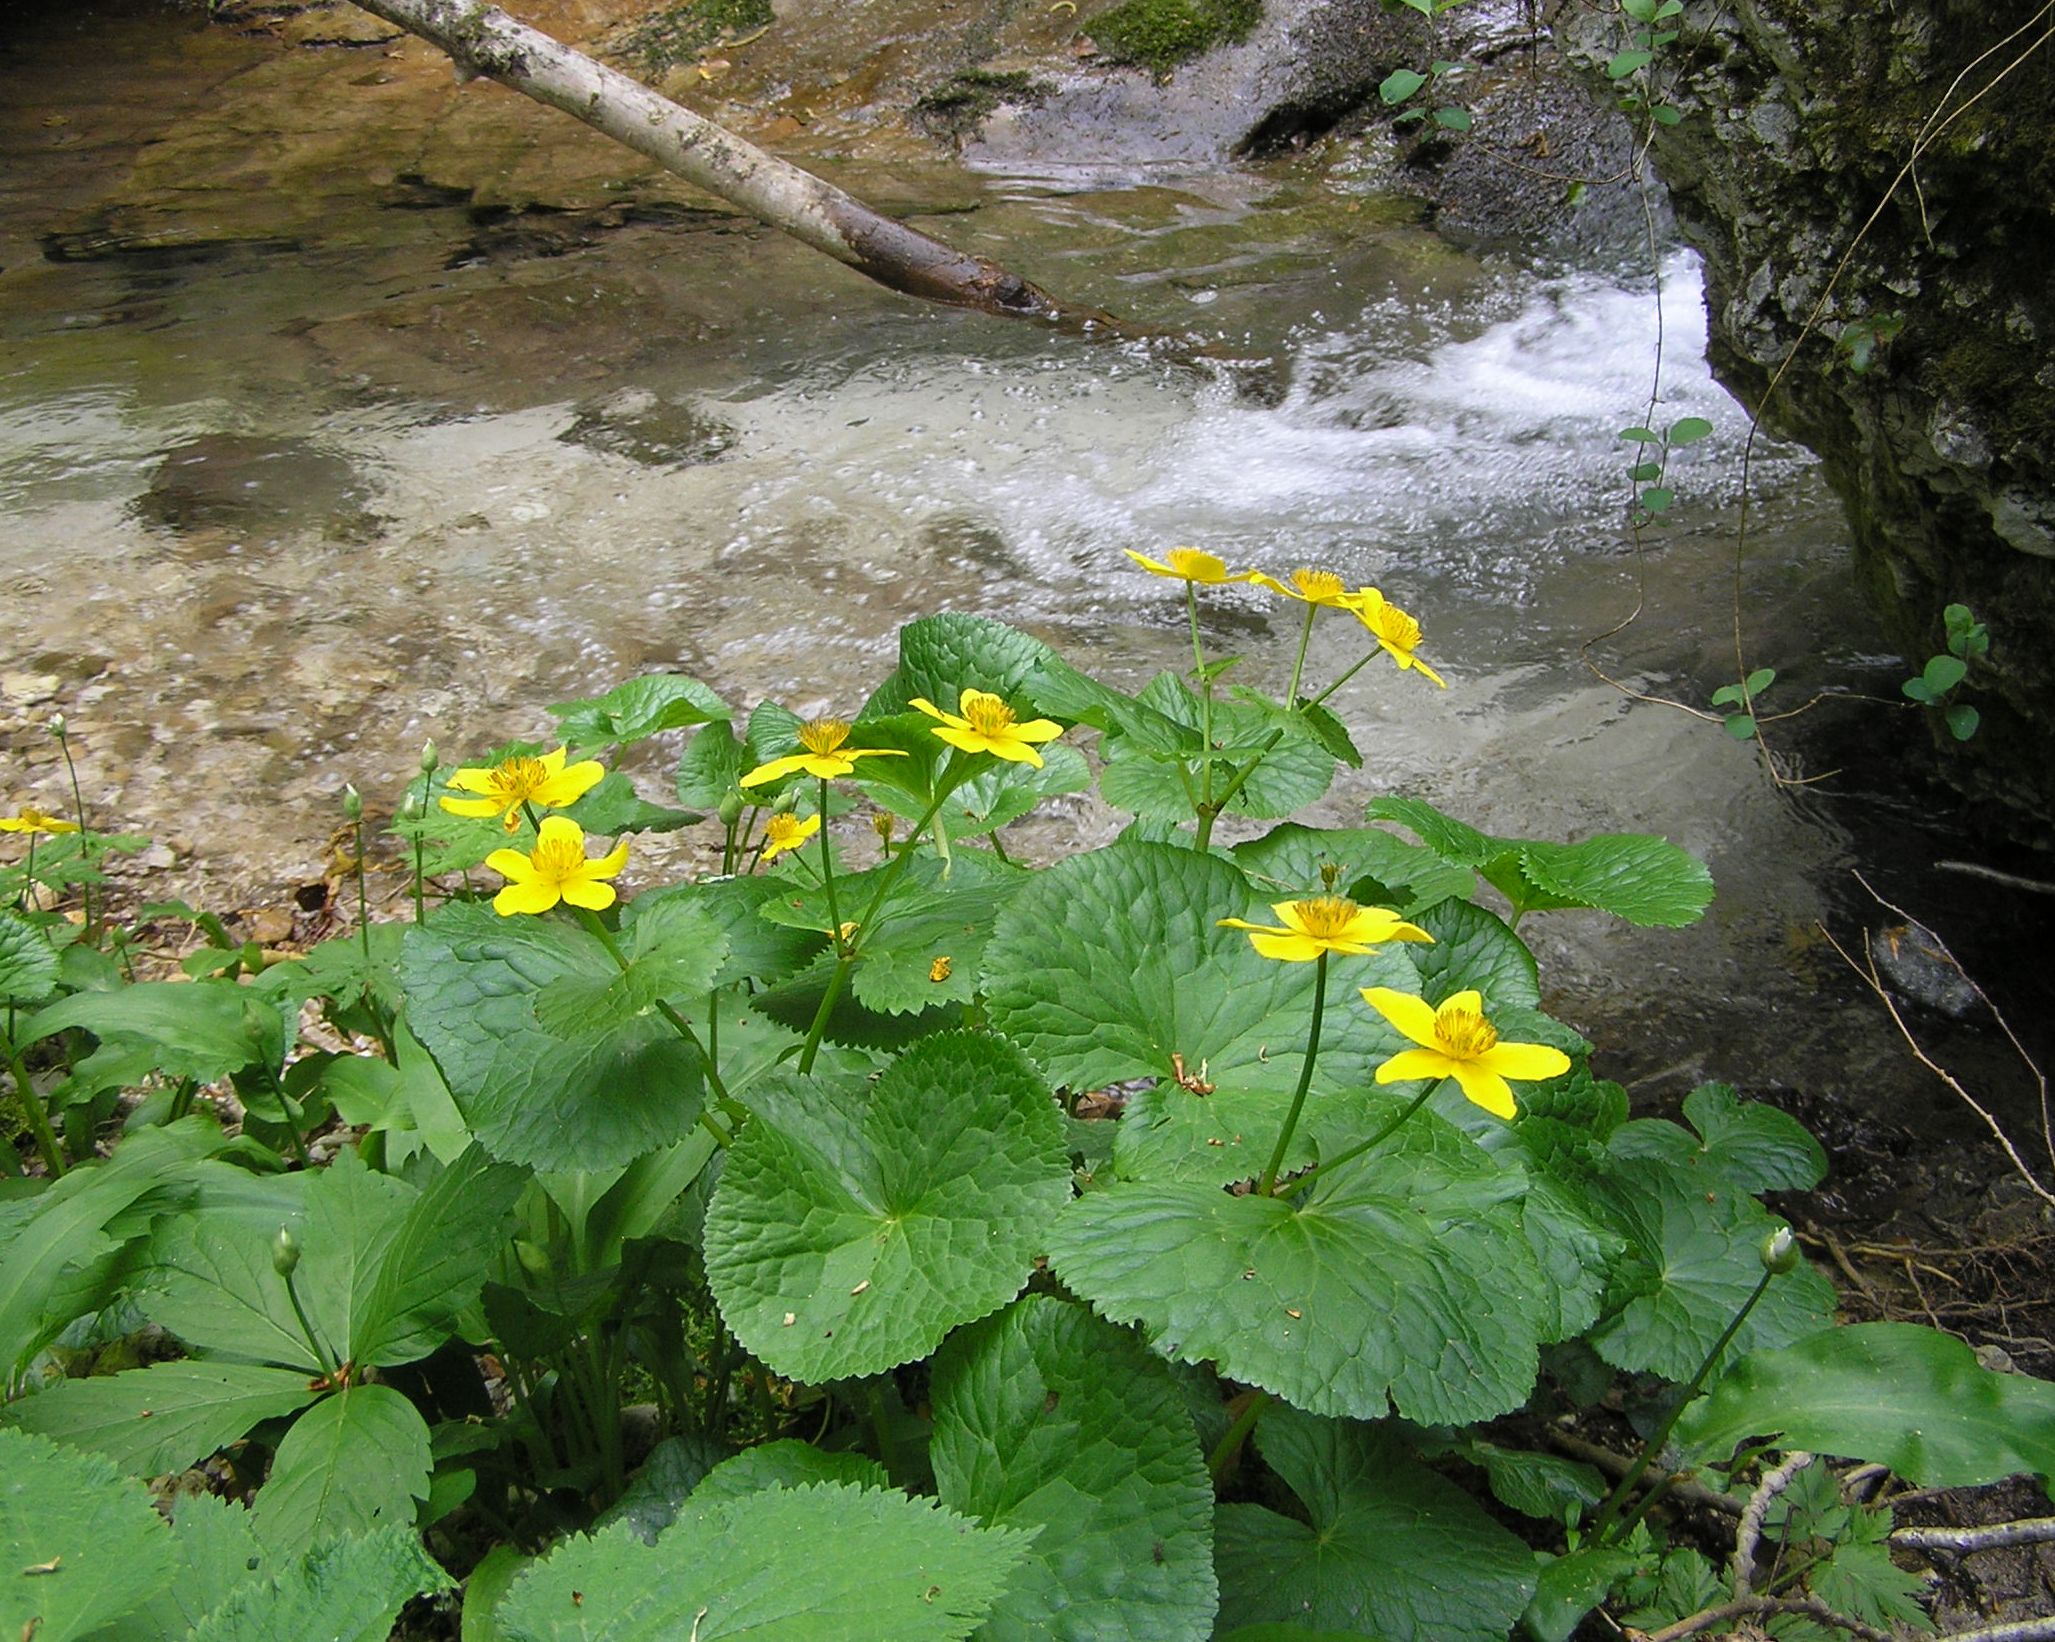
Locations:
441;746;605;832
1360;985;1569;1118
486;816;629;915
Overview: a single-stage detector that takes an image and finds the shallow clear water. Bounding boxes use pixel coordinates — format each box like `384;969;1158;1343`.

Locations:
2;5;2046;1191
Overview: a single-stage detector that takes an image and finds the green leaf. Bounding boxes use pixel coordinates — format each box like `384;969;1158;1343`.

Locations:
1048;1126;1549;1424
594;1434;732;1545
0;912;59;1004
1639;486;1675;513
1900;676;1937;703
98;1493;266;1642
1677;1322;2055;1485
1806;1507;1937;1632
1628;461;1663;483
1452;1439;1606;1521
673;720;747;808
688;1441;888;1507
1607;48;1654;76
1433;105;1473;130
1651;102;1683;125
931;1296;1217;1640
1608;1082;1825;1194
192;1523;452;1642
1946;702;1981;740
1586;1161;1835;1382
1724;712;1759;739
871;745;1091;839
1514;835;1714;927
1098;677;1335;823
0;1118;226;1381
1524;1544;1643;1642
295;1148;417;1370
1214;1408;1535;1642
22;979;290;1085
249;1384;432;1553
353;1144;527;1366
401;904;705;1170
1666;416;1715;446
898;613;1058;707
1380;67;1427;103
1408;896;1539;1009
0;1427;179;1642
703;1032;1071;1382
2;1361;318;1478
1922;653;1969;694
499;1481;1033;1642
548;674;728;748
561;772;699;837
982;842;1426;1128
1364;795;1498;866
530;898;727;1038
1231;823;1473;914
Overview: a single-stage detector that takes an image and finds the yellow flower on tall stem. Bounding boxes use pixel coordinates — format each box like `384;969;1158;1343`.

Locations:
760;811;820;862
1348;588;1446;688
441;747;605;832
910;688;1064;768
740;718;907;787
1219;895;1433;962
1124;546;1262;585
0;806;80;835
1359;987;1569;1119
486;817;629;916
1250;567;1352;607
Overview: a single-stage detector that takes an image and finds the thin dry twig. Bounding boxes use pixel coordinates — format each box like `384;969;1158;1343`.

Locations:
1633;1594;1893;1642
1816;872;2055;1208
1547;1429;1742;1518
1732;1450;1816;1598
1893;1516;2055;1554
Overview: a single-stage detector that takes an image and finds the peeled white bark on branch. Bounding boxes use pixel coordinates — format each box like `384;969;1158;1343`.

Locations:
348;0;1114;328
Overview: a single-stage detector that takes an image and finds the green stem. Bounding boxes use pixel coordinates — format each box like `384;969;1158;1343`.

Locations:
573;909;737;1131
3;1038;64;1176
1189;582;1216;843
16;833;32;913
796;763;971;1075
353;815;373;971
1207;1389;1270;1484
986;828;1013;865
267;1066;314;1167
1306;645;1380;711
1278;1082;1438;1201
283;1264;335;1376
816;778;845;954
1286;600;1317;712
1593;1266;1779;1543
55;727;94;936
1199;727;1288;851
1257;952;1328;1196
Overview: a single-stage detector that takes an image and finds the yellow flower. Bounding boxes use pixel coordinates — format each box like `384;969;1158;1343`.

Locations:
740;718;908;787
1218;895;1434;962
486;816;629;916
1250;567;1352;607
1359;987;1570;1120
1124;546;1261;585
760;811;820;861
441;747;605;833
1348;588;1446;688
0;806;80;836
910;688;1064;768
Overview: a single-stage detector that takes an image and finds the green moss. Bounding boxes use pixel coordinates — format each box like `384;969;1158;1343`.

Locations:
616;0;774;74
1086;0;1262;78
911;71;1053;140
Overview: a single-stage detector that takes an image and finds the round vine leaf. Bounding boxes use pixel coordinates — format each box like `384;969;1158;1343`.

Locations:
399;904;707;1170
1215;1407;1535;1642
1047;1129;1550;1425
931;1296;1217;1641
703;1032;1071;1382
981;841;1424;1107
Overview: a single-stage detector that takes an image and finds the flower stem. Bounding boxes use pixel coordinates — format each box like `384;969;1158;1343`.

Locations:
1286;601;1317;712
282;1261;335;1376
1307;645;1379;711
816;778;846;954
1207;1388;1270;1483
2;1037;64;1176
1277;1082;1438;1201
1258;951;1328;1196
573;907;736;1133
1593;1265;1780;1544
1189;582;1216;843
53;722;93;936
17;833;33;912
352;813;373;971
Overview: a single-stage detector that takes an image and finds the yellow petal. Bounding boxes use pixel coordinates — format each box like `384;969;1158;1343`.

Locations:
536;815;585;849
494;879;559;916
1245;929;1322;961
1360;986;1440;1047
982;740;1046;767
485;848;534;879
1011;717;1064;743
561;879;619;911
909;698;957;726
1449;1064;1518;1119
740;752;811;788
1477;1042;1571;1083
444;767;501;796
1376;1047;1457;1084
588;839;631;879
540;758;606;806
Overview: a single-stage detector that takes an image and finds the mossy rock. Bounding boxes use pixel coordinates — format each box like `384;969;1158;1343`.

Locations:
912;70;1054;141
614;0;775;73
1086;0;1262;78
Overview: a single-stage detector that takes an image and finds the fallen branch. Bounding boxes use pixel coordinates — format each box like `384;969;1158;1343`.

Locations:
347;0;1126;333
1632;1594;1893;1642
1893;1515;2055;1554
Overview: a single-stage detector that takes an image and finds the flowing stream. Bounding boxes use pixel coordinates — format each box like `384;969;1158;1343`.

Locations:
3;1;2048;1221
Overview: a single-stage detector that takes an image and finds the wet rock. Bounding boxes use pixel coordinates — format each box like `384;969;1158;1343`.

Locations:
560;388;738;468
130;434;385;544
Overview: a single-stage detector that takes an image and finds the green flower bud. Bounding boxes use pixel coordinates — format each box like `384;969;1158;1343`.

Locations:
342;783;363;822
419;739;438;775
1760;1225;1800;1274
514;1238;553;1281
47;713;66;739
273;1224;301;1278
717;789;745;827
399;790;423;821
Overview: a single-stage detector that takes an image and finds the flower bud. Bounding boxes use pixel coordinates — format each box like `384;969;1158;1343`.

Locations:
871;812;895;848
399;791;422;821
514;1238;553;1281
419;740;438;775
717;789;745;827
1760;1226;1800;1274
273;1224;301;1278
47;713;66;739
342;783;363;822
